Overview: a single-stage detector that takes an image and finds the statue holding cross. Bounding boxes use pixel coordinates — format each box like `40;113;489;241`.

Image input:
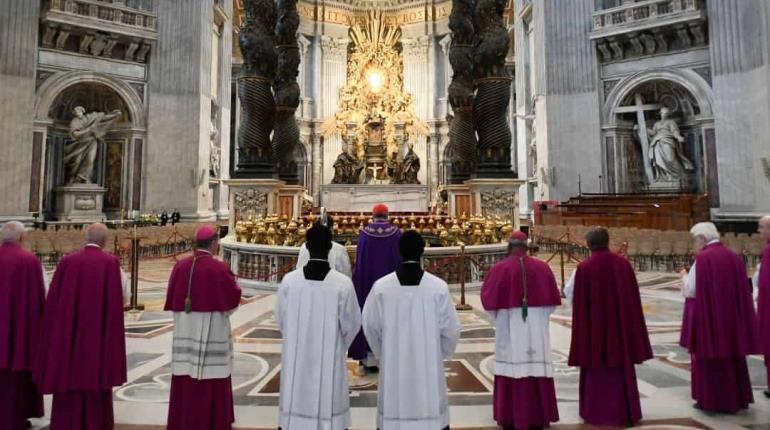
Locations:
620;94;694;187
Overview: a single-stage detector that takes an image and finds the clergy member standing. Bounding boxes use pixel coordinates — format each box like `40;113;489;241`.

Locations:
755;216;770;398
481;231;560;430
165;225;242;430
277;225;361;430
296;210;352;277
0;222;45;430
362;231;461;430
350;203;402;371
568;227;652;427
34;223;128;430
681;222;756;413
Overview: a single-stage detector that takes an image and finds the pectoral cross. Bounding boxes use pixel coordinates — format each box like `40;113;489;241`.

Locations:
615;93;661;185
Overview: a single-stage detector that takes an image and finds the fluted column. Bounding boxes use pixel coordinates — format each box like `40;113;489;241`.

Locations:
402;36;431;184
311;132;323;201
320;36;348;183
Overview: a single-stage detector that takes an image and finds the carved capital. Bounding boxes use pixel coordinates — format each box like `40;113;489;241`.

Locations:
320;36;348;59
402;36;430;60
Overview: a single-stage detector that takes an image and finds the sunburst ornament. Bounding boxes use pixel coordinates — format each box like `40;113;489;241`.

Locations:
321;11;428;158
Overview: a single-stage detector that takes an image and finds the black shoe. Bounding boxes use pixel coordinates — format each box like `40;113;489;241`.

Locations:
363;365;379;373
693;403;702;410
764;390;770;399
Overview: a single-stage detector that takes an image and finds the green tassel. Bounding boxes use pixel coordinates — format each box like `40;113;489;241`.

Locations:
522;300;528;322
184;297;192;314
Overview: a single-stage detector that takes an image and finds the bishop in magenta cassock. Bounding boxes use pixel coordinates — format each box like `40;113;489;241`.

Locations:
681;222;756;413
755;216;770;398
350;203;402;370
481;231;560;430
566;227;652;427
362;231;461;430
165;225;242;430
0;222;45;430
34;223;128;430
277;225;361;430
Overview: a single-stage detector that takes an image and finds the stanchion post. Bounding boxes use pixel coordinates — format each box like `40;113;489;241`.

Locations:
126;226;145;311
559;242;566;297
456;243;472;311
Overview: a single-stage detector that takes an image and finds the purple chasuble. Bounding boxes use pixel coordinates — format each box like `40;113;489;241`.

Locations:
349;221;401;360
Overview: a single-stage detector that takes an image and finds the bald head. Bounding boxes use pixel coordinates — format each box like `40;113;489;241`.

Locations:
0;221;25;244
759;215;770;241
85;223;109;247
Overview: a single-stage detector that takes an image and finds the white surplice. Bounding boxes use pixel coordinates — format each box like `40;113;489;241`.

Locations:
171;311;234;379
753;263;762;302
487;307;556;378
276;268;362;430
362;272;462;430
296;242;352;278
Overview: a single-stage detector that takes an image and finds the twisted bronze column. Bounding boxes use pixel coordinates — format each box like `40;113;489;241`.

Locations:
272;0;301;184
472;0;515;178
447;0;477;183
235;0;277;178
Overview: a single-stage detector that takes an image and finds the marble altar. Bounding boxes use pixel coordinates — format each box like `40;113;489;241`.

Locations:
320;184;429;212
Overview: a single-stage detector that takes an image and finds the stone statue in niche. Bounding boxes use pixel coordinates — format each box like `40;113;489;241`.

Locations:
65;106;121;184
387;151;404;184
401;143;421;184
209;117;221;178
638;107;694;183
331;142;364;184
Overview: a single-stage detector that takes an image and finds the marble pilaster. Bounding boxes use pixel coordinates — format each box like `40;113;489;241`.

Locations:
0;0;39;220
320;36;348;185
708;0;770;217
311;132;323;202
215;0;234;220
145;0;226;221
533;0;602;202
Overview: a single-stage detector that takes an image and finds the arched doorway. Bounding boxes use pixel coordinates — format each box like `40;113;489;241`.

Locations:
602;70;714;196
36;73;146;220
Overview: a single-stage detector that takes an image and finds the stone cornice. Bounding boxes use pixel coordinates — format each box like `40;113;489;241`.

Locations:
236;0;452;28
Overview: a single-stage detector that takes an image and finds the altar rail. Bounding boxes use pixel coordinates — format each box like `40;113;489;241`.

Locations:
24;223;202;270
221;237;508;291
534;225;764;273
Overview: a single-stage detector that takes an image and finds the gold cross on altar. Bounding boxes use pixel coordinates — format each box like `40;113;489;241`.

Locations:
368;165;382;182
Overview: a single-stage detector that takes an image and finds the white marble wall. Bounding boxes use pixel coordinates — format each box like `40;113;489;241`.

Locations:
215;0;235;219
145;0;226;220
708;0;770;217
0;0;39;219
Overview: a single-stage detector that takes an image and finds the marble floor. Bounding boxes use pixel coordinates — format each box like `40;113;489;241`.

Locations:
29;256;770;429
